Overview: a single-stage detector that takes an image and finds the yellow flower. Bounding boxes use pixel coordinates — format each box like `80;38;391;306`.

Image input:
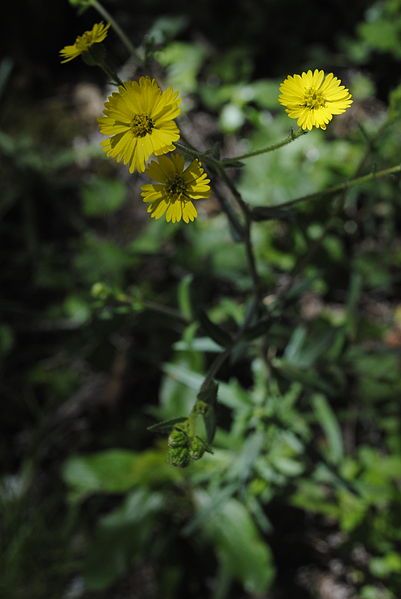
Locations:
141;153;211;223
98;77;181;173
60;22;110;63
279;69;353;131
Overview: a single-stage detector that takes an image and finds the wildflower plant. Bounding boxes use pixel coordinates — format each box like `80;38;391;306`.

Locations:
62;2;401;471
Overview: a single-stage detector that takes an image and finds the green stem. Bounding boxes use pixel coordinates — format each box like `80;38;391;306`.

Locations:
252;163;401;221
143;301;188;325
91;0;141;62
217;167;262;299
201;347;232;391
175;141;205;161
213;187;245;240
97;58;123;86
227;127;307;162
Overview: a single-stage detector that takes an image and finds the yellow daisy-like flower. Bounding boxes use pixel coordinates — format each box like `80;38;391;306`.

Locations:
60;22;110;64
279;69;353;131
98;77;181;173
141;153;211;223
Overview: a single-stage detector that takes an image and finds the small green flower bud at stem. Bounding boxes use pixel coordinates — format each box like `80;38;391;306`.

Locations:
168;427;189;448
189;437;206;461
168;445;191;468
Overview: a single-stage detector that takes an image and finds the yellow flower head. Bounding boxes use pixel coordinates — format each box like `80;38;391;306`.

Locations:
279;69;353;131
98;77;181;173
60;22;110;63
141;153;211;223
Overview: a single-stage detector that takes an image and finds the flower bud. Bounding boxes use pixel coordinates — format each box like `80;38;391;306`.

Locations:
189;436;205;461
168;427;189;449
168;445;191;468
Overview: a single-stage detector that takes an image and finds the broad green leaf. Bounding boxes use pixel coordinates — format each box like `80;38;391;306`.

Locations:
195;492;274;594
63;449;180;501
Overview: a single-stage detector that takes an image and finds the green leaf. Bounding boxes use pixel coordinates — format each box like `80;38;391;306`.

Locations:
81;177;126;216
359;19;401;56
163;363;252;409
62;449;180;501
174;336;222;352
157;42;207;94
312;394;343;464
147;416;188;433
177;273;193;320
84;489;164;590
197;309;232;348
251;79;281;109
284;323;337;369
195;492;274;594
196;379;218;443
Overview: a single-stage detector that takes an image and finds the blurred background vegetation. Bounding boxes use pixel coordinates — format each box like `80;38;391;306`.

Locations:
1;0;401;597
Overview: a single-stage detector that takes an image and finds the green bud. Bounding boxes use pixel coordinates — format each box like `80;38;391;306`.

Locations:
168;427;189;448
168;445;191;468
189;436;206;461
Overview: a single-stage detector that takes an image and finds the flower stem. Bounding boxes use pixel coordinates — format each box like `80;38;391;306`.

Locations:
91;0;141;62
216;166;262;300
226;127;307;162
97;58;123;86
175;141;204;161
201;347;232;391
251;163;401;221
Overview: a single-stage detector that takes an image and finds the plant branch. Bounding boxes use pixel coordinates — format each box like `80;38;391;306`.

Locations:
251;163;401;221
217;167;262;300
91;0;141;62
225;127;307;162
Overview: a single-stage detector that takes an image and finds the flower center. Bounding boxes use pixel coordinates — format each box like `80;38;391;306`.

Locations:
166;176;188;201
303;88;326;109
131;114;154;137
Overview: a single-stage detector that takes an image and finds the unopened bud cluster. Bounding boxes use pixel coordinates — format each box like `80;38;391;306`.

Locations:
167;423;206;468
